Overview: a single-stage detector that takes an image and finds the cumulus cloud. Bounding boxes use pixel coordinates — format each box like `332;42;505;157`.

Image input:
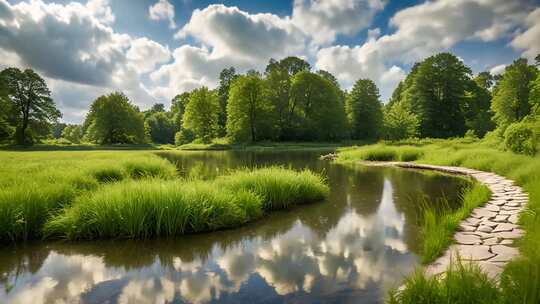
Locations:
126;37;171;73
148;0;176;29
489;64;507;75
291;0;386;45
315;0;534;100
511;8;540;60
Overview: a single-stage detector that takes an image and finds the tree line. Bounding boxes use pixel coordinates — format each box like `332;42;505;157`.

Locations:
1;53;539;153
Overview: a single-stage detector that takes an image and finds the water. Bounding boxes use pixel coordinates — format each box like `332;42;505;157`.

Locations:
0;150;468;304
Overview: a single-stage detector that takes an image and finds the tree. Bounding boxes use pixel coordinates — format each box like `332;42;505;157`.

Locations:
143;103;165;119
402;53;471;138
171;92;190;131
346;79;383;140
491;58;538;128
383;102;419;140
83;92;145;144
61;125;83;143
217;67;237;136
182;87;219;143
289;71;347;140
0;82;14;141
145;112;175;144
530;74;540;115
265;56;311;139
0;68;61;144
462;72;495;137
226;75;275;142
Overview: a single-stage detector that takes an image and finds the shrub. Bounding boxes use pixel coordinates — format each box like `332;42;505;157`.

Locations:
123;159;177;179
503;121;537;155
175;129;196;146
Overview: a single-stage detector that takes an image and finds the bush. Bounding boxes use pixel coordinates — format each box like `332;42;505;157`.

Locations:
504;121;537;155
175;129;196;146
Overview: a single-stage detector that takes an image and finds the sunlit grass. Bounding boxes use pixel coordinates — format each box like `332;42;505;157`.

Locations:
44;167;328;240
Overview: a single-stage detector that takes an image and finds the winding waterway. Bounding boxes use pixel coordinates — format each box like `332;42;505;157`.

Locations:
0;150;468;304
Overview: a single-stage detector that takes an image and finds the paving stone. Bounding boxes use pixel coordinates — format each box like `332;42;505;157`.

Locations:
478;261;504;279
508;214;519;224
490;230;524;239
493;215;509;222
500;209;520;215
479;220;499;228
490;245;519;262
455;233;482;245
459;223;477;232
492;223;516;232
482;237;500;245
455;245;495;261
465;217;481;226
478;225;493;233
484;204;500;212
491;200;507;206
472;208;497;219
500;239;513;245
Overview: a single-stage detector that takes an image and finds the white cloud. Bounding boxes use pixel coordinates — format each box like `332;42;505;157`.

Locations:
511;8;540;60
176;5;306;61
291;0;386;45
127;37;171;73
149;0;176;29
489;64;507;75
315;0;534;100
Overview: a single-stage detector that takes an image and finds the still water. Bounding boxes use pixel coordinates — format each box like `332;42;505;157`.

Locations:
0;150;468;304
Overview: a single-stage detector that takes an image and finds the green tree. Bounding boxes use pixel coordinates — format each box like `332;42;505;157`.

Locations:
289;71;347;140
383;102;419;140
0;68;61;144
462;72;495;137
346;79;383;140
143;103;165;119
217;67;237;136
402;53;471;138
83;92;145;144
226;75;275;142
145;112;175;144
182;87;219;143
491;58;538;128
528;73;540;116
0;82;14;141
61;125;83;143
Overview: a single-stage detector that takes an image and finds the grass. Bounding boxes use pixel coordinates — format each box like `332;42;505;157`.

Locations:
420;183;491;263
388;257;501;304
336;138;540;303
44;167;328;240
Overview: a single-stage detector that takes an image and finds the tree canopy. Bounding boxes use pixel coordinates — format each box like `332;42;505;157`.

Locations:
182;87;220;143
0;67;60;144
83;92;145;144
346;79;383;140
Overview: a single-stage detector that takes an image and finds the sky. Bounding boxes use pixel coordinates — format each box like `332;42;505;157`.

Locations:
1;0;539;124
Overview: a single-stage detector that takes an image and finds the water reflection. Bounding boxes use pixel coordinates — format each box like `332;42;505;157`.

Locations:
0;150;467;303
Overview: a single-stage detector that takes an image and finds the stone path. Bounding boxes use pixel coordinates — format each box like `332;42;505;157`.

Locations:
367;162;527;279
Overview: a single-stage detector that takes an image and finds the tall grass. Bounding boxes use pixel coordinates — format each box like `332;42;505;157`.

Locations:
0;151;179;242
421;183;491;263
388;258;501;304
44;167;328;240
337;138;540;303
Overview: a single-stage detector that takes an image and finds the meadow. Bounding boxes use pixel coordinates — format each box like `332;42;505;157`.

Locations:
336;138;540;303
0;151;328;242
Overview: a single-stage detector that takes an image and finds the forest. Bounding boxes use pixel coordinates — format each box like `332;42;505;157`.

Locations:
2;52;539;155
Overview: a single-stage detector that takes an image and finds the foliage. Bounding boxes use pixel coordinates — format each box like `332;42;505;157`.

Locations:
491;58;538;128
346;79;383;140
145;111;175;144
388;258;500;304
218;67;238;136
530;73;540;115
503;120;538;155
226;75;276;142
83;92;145;144
400;53;471;138
383;102;419;140
463;72;496;137
61;125;83;143
174;128;196;145
288;71;347;140
0;67;61;145
182;87;220;143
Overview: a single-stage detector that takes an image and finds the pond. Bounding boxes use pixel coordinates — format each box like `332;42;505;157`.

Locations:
0;150;468;304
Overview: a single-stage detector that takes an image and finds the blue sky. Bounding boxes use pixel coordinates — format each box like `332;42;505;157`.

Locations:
1;0;539;123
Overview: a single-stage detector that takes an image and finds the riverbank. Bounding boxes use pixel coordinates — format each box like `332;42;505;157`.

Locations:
335;139;540;303
0;150;328;242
